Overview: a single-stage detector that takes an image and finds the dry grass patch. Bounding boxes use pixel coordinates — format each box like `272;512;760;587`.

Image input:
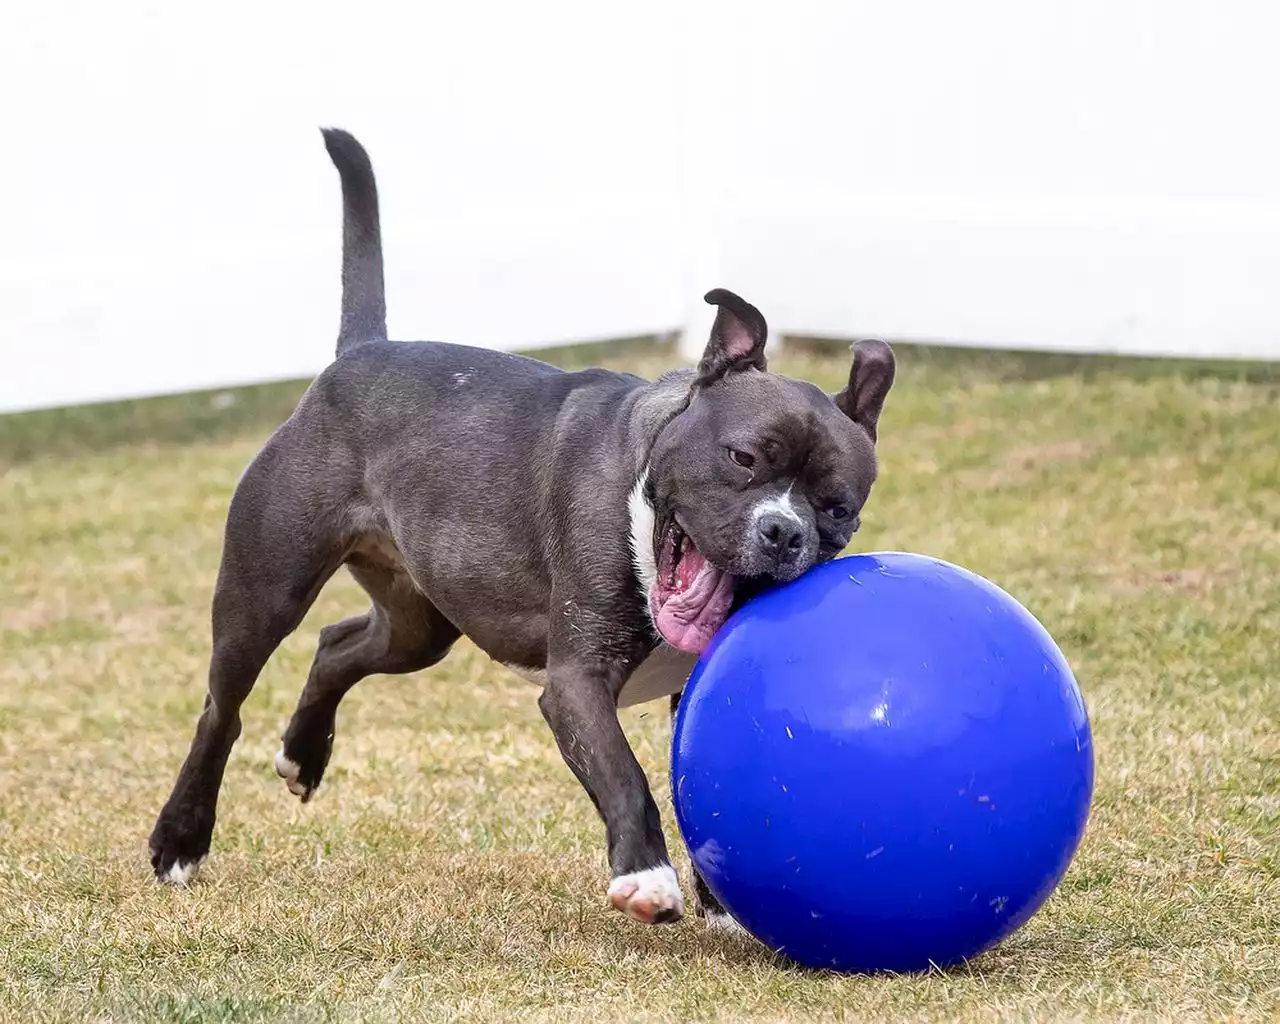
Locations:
1;341;1278;1022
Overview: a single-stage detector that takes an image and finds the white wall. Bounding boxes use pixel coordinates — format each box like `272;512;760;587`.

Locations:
695;2;1280;362
3;1;1278;413
0;1;686;412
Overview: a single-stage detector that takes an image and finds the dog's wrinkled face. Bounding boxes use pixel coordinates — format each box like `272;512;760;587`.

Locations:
641;290;895;654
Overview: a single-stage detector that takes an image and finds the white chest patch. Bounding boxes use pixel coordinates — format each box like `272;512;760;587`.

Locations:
627;468;658;600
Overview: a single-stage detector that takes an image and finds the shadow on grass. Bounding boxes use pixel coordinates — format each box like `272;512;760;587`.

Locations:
693;909;1141;984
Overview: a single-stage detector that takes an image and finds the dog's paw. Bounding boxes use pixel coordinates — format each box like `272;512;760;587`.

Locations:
149;808;213;885
704;909;753;939
157;855;206;886
274;748;316;802
607;864;685;924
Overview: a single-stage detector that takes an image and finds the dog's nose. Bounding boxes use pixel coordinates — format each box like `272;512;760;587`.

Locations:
756;513;805;564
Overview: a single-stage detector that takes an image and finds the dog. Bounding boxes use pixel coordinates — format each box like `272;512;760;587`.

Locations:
148;129;895;927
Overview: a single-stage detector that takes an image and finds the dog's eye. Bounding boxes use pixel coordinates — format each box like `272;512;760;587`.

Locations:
827;505;851;520
728;448;755;469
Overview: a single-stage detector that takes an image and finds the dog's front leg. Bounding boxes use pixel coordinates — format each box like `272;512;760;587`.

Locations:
539;656;684;924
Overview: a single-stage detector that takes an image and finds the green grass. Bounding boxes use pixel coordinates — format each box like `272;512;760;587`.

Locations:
1;338;1278;1023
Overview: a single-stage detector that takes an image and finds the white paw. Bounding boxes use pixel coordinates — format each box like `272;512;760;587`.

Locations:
607;864;685;924
274;749;312;800
161;856;205;886
704;909;753;939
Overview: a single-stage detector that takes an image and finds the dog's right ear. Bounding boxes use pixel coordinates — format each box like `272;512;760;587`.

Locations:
695;289;769;387
834;339;896;442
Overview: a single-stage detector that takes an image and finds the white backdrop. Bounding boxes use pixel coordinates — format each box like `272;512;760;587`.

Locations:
3;1;1279;413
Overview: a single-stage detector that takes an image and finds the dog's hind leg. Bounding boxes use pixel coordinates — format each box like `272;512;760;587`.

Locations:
275;546;461;802
148;443;348;884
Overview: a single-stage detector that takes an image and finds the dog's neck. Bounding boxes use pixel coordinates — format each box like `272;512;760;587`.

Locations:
623;372;697;618
625;370;696;478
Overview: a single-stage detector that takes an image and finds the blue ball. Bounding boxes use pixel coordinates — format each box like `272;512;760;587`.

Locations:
671;552;1093;974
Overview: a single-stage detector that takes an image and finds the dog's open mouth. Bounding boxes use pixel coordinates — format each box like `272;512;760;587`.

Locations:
650;518;736;654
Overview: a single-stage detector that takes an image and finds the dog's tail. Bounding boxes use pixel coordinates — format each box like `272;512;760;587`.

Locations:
321;128;388;355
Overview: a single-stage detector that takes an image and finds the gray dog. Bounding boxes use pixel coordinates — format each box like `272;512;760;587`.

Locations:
149;129;895;927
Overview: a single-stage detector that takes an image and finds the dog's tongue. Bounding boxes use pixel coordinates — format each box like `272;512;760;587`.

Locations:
652;546;736;654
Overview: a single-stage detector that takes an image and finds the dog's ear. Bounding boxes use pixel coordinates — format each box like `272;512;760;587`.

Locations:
695;289;768;386
834;339;895;442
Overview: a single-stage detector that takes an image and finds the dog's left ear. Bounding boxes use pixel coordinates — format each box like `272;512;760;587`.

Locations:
695;289;768;386
835;339;896;442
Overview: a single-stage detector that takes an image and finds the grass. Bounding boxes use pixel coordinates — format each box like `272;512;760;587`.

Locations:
1;338;1278;1023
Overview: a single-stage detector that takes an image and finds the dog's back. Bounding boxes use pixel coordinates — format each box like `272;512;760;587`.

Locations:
245;131;664;670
